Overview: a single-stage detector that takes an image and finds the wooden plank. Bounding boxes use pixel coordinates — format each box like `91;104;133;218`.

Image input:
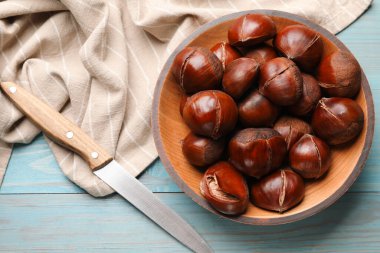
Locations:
0;4;379;253
0;135;84;194
0;192;379;252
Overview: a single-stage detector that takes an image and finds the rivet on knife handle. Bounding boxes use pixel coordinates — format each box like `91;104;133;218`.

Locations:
0;81;113;170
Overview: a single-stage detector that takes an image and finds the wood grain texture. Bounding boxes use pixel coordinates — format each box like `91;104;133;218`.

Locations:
0;3;380;253
1;193;380;253
152;10;374;225
0;135;84;194
0;82;113;171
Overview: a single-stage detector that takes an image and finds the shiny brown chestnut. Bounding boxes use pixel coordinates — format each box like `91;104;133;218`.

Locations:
287;73;321;116
200;161;249;215
183;90;238;140
238;90;279;127
289;134;331;179
228;14;276;48
317;50;361;98
182;132;225;167
274;116;313;150
172;47;223;94
251;168;305;213
274;24;323;72
259;57;303;106
211;41;241;70
222;58;259;100
229;128;287;178
311;97;364;145
245;44;277;66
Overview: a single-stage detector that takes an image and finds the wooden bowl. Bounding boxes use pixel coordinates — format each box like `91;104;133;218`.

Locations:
152;10;374;225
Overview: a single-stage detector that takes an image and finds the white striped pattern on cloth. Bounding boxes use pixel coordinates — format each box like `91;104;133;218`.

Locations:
0;0;372;196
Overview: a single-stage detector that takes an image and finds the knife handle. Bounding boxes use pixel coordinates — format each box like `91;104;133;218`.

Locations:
0;81;113;171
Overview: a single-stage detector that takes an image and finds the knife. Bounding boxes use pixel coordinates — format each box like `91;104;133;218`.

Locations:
0;81;212;253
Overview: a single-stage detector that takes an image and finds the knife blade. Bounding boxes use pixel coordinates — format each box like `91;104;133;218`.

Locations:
0;81;212;253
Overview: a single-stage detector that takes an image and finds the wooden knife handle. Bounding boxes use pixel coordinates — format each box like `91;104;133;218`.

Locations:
0;82;113;171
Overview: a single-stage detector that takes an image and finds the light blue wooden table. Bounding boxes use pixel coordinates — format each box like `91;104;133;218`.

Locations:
1;5;380;253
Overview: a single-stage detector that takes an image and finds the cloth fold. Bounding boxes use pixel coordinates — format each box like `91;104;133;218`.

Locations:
0;0;372;196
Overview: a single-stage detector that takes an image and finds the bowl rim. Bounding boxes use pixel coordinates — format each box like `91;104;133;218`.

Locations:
152;9;375;225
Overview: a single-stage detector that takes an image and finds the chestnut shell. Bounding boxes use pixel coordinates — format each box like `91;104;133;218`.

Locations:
182;132;225;167
200;161;249;215
251;168;305;213
317;50;361;98
238;90;279;127
259;57;303;106
222;58;259;100
228;128;287;178
245;44;278;66
274;24;323;73
183;90;238;140
311;97;364;145
172;47;223;94
211;42;241;70
228;14;276;48
274;116;313;150
287;73;322;116
289;134;331;179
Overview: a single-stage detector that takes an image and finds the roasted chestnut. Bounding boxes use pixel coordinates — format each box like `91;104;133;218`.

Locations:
228;14;276;48
200;161;249;215
172;47;223;94
259;57;303;106
182;132;225;167
287;73;321;116
211;41;241;70
179;94;189;117
222;58;259;100
183;90;238;140
311;97;364;145
317;50;361;98
245;44;278;66
238;90;279;127
229;128;287;178
274;116;313;150
274;24;323;72
289;134;331;179
251;168;305;213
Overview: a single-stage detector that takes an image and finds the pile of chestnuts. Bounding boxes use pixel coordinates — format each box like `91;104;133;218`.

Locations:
172;13;364;216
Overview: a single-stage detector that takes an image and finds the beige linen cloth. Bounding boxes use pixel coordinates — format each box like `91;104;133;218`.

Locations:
0;0;372;196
